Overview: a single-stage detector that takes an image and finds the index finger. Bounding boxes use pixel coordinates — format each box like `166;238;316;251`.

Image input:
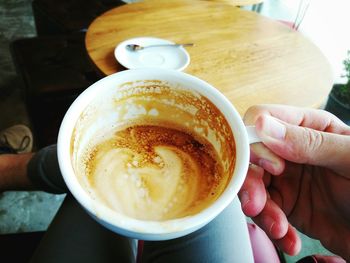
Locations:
244;104;350;135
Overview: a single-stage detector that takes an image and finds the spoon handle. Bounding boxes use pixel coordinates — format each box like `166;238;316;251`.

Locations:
148;43;194;48
143;43;194;49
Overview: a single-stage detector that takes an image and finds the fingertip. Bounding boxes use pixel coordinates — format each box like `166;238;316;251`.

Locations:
253;200;289;240
250;144;285;176
239;190;250;211
262;215;288;240
258;158;285;176
239;190;262;217
239;165;266;216
256;115;287;141
288;238;302;256
275;225;301;256
255;114;264;132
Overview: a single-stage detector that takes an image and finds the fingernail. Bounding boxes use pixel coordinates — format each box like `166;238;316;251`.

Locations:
240;190;250;209
260;115;286;141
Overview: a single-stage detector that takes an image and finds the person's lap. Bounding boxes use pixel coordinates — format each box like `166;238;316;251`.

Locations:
29;196;254;263
29;196;137;263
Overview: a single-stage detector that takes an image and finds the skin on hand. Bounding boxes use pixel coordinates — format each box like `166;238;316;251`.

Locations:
239;104;350;260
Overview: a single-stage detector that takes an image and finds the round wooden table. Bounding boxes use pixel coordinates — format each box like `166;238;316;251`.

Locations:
85;0;333;116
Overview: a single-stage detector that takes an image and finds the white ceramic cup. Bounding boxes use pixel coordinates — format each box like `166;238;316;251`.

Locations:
57;69;260;241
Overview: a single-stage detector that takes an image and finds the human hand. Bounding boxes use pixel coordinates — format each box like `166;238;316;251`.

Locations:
239;104;350;260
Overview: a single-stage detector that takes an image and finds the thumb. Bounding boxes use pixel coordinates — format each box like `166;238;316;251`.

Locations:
255;115;350;176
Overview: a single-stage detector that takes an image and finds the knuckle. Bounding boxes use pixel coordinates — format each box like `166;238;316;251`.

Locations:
289;127;325;162
301;128;324;159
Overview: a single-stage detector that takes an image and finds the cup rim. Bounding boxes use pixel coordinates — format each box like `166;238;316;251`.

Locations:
57;68;250;239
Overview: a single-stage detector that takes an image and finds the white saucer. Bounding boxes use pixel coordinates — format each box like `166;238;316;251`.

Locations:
114;37;190;71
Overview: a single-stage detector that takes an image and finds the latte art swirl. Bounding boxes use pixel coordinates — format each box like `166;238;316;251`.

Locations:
84;125;226;221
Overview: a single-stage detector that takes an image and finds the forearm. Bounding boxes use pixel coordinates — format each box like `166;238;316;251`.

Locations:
0;152;36;191
0;145;68;194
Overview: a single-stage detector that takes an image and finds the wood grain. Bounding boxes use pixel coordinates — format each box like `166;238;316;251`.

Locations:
85;0;333;116
206;0;264;6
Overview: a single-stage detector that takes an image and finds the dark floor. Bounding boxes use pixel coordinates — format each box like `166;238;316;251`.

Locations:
0;0;34;131
0;0;65;235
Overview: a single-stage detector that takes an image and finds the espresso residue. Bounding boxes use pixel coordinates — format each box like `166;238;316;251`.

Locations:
84;124;226;221
114;125;218;174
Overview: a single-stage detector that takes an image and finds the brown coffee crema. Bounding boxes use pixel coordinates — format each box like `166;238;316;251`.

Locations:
72;80;236;221
85;124;225;220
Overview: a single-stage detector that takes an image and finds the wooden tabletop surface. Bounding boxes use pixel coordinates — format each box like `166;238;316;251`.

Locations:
85;0;333;116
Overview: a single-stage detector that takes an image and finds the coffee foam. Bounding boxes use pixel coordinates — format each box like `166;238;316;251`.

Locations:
83;124;225;220
71;80;236;221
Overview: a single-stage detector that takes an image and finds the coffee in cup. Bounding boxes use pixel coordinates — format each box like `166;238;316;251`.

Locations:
58;69;255;240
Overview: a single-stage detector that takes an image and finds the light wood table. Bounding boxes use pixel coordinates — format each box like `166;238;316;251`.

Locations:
208;0;264;6
85;0;333;116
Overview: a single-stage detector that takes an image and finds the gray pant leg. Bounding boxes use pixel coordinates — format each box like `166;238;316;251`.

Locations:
27;145;136;262
27;144;67;194
30;196;136;263
142;198;254;263
27;145;253;262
